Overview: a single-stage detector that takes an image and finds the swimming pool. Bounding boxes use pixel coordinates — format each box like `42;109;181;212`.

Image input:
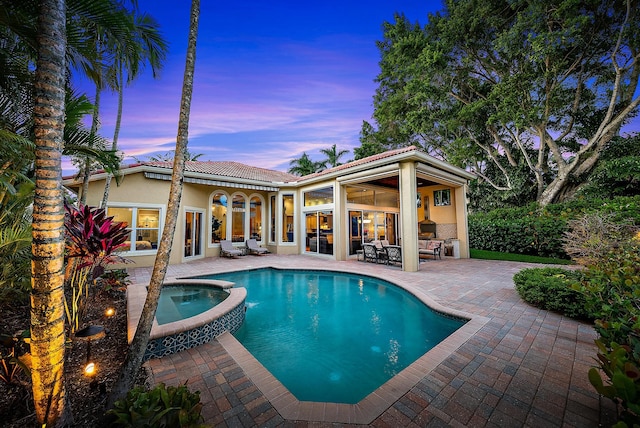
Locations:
197;268;466;404
156;285;230;325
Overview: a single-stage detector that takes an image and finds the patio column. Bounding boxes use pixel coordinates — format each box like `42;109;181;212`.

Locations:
455;184;470;258
399;162;419;272
334;181;346;261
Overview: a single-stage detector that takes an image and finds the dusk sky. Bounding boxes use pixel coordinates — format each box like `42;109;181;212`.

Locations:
68;0;639;176
68;0;442;174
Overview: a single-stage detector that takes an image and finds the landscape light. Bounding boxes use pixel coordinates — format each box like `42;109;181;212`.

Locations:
104;307;116;318
84;362;96;376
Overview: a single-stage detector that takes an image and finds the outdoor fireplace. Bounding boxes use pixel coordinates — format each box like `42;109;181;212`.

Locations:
418;219;437;239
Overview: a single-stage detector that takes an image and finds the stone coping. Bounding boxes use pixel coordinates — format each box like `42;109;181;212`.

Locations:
127;278;246;343
207;266;488;424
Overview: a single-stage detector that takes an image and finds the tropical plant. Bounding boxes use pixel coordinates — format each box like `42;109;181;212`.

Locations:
76;2;167;205
100;268;130;292
0;181;34;301
319;144;349;169
100;8;168;207
364;0;640;206
107;382;205;428
107;0;201;408
287;152;323;176
133;149;205;163
0;330;31;386
0;0;125;188
574;246;640;426
64;203;129;335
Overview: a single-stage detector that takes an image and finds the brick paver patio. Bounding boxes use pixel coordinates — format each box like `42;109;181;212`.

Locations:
129;255;617;427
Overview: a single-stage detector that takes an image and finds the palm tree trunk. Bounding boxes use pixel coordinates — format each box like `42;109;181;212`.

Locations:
30;0;70;426
101;67;124;207
80;87;101;205
106;0;201;409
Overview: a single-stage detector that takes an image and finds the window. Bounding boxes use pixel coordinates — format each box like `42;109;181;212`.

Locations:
304;187;333;206
231;194;246;242
249;196;263;241
210;192;228;243
434;189;451;206
282;194;294;242
107;205;162;252
270;195;276;243
184;210;203;257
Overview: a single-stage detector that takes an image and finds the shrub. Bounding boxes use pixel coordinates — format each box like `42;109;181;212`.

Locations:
469;196;640;259
64;203;130;335
575;245;640;425
513;267;588;319
563;212;637;266
100;269;131;292
108;382;205;428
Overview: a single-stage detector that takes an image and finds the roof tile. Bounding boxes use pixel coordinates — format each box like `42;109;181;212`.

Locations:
144;160;300;183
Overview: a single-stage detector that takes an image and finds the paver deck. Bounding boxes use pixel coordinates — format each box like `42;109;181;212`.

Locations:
128;255;617;427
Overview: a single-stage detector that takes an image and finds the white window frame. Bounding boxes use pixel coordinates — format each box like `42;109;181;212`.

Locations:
208;190;230;247
105;202;165;256
247;193;266;243
183;206;205;261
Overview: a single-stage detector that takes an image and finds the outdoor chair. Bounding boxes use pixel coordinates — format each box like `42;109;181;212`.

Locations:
220;240;243;258
384;245;402;266
418;240;442;260
246;238;269;255
363;243;386;264
370;240;389;262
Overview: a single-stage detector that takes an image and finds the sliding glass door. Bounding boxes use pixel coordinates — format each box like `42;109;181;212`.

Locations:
305;210;333;255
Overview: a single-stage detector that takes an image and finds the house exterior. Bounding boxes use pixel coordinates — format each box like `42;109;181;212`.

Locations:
63;146;475;272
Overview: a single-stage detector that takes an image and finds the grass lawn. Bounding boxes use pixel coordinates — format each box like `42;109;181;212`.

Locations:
470;249;574;265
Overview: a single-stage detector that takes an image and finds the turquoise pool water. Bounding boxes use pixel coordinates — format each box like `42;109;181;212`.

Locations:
198;268;465;404
156;285;229;325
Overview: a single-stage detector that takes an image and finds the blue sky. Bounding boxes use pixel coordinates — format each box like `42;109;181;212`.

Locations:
67;0;639;176
67;0;442;174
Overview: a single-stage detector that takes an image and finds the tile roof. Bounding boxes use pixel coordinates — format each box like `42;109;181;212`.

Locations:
66;145;441;186
141;147;421;184
144;160;300;183
297;145;420;181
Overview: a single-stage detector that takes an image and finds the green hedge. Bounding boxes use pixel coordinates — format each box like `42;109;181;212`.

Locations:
513;267;589;319
469;196;640;258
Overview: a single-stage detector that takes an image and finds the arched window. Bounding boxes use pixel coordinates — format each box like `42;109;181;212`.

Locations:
210;192;228;243
249;195;263;241
231;194;246;242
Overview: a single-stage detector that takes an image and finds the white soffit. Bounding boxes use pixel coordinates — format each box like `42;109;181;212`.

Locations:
417;164;469;186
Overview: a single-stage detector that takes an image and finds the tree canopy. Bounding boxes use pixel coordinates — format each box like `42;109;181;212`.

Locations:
363;0;640;206
287;152;322;176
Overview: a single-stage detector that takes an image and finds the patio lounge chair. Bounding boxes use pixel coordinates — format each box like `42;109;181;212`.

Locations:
246;238;269;255
384;245;402;266
220;240;243;258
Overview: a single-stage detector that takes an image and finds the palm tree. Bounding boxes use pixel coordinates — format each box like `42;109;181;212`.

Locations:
319;144;349;168
100;10;168;207
75;3;167;205
30;0;69;425
107;0;201;408
0;0;124;203
133;149;204;162
288;152;322;176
